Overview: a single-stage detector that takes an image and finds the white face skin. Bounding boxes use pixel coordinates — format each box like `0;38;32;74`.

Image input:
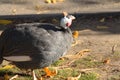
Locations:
60;15;75;29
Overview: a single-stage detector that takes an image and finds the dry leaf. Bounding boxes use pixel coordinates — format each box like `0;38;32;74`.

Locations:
72;41;78;47
52;18;58;23
103;58;110;64
45;0;64;3
4;74;9;80
35;5;41;11
65;49;91;59
45;0;52;3
67;73;81;80
0;65;15;70
0;20;12;25
100;18;105;22
57;0;64;2
38;77;44;80
76;49;91;56
59;57;65;60
51;0;56;3
9;75;18;80
72;31;79;39
96;26;108;29
12;9;17;13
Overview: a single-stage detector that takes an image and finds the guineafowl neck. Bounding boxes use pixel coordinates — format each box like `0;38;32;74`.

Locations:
60;27;72;33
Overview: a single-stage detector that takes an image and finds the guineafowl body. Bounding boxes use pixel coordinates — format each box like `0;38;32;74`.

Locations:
0;23;73;69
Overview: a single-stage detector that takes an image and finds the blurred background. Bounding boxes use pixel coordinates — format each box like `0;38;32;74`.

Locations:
0;0;120;15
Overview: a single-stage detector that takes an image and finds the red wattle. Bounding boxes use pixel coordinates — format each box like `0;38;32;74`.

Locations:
66;23;71;27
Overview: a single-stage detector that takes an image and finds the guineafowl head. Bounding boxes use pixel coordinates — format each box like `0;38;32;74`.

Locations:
60;12;75;29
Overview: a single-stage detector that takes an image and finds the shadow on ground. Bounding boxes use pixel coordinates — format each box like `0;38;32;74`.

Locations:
0;12;120;34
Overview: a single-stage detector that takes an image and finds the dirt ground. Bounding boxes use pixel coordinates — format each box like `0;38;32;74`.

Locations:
0;0;120;80
68;13;120;80
0;0;120;15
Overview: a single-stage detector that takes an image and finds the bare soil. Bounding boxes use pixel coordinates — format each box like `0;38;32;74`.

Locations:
68;13;120;80
0;0;120;15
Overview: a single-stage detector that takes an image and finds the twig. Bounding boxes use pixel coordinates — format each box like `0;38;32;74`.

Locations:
111;44;117;54
9;75;18;80
80;68;97;71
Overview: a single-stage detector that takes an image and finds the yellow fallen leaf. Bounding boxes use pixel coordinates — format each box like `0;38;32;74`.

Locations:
0;20;12;25
51;0;56;3
72;31;79;39
0;65;15;70
45;0;52;3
